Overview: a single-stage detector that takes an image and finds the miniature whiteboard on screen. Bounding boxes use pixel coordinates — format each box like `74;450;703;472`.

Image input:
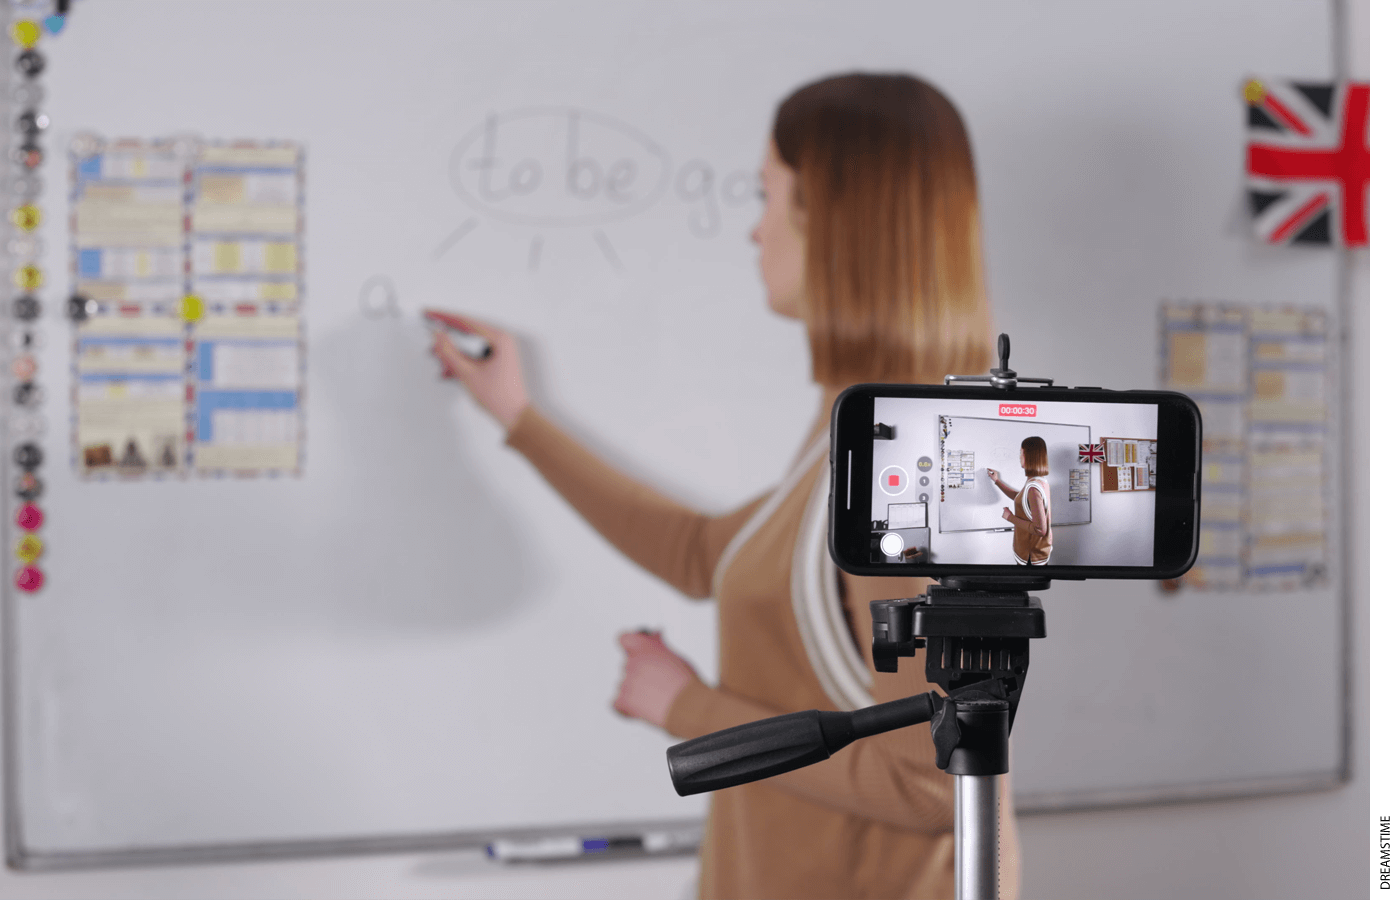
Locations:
868;396;1161;568
937;416;1093;533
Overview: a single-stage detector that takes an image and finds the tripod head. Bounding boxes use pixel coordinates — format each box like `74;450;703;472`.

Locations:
667;581;1046;795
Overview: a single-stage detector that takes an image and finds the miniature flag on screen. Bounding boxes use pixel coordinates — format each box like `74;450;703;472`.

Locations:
1243;78;1369;247
1078;443;1105;464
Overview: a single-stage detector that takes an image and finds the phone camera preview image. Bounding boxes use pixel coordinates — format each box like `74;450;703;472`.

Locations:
870;399;1158;568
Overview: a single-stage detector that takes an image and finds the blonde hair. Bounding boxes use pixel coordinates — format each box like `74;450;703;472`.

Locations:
773;73;994;386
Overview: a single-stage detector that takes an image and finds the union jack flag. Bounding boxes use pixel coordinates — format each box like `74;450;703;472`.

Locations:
1078;443;1104;464
1244;78;1369;247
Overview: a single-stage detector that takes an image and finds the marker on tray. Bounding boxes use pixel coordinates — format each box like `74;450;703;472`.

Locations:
486;831;696;862
424;313;492;360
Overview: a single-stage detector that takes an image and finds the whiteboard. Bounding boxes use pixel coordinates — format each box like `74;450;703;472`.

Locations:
1;0;1348;868
938;416;1092;533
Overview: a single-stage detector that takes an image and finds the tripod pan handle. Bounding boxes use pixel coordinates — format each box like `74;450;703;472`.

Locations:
667;694;936;796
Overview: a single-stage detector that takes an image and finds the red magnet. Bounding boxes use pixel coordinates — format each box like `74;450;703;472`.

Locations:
15;503;43;530
14;565;43;592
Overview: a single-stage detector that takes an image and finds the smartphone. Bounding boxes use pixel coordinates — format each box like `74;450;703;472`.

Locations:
828;384;1201;579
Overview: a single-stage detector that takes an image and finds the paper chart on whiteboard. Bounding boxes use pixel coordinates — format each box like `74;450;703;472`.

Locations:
1161;302;1330;590
70;138;306;478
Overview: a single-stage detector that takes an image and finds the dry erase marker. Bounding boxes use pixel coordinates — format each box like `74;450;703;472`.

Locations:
424;315;492;360
486;832;691;861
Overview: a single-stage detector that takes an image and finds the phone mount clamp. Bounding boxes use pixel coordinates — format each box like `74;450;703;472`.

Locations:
665;334;1051;900
945;333;1053;391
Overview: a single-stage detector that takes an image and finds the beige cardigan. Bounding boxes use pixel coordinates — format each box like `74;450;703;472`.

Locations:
507;406;1021;900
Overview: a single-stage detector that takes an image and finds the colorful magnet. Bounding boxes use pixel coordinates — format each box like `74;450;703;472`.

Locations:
15;534;43;564
180;294;205;323
14;265;42;290
11;204;40;231
12;295;40;320
12;442;43;471
11;144;42;169
14;566;44;593
15;503;43;531
43;16;65;35
1243;79;1267;105
15;49;44;78
14;472;42;501
10;20;40;48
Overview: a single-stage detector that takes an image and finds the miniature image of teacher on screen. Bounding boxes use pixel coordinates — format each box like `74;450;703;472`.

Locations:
871;396;1158;566
425;72;1021;900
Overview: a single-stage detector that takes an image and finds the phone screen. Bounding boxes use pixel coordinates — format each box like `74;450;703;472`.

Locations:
830;386;1200;579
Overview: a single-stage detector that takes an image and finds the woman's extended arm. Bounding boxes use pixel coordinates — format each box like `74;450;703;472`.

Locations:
430;311;765;599
508;408;767;598
985;468;1017;500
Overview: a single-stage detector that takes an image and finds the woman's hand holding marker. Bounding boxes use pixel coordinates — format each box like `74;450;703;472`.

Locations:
426;310;530;431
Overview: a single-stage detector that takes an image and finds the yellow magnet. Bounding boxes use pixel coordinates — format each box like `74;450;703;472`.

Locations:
1243;79;1267;105
180;294;205;322
10;20;40;49
15;534;43;564
13;265;42;290
11;205;40;231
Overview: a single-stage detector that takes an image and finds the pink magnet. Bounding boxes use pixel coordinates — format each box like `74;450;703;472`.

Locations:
15;503;43;530
14;565;43;592
10;354;36;380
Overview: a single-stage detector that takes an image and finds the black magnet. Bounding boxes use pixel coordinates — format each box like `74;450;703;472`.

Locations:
15;50;44;78
12;296;41;321
13;443;43;471
16;111;48;135
68;294;95;321
12;382;40;407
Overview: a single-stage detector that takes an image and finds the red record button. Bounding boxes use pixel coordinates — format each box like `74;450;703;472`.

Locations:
15;503;42;530
14;565;43;592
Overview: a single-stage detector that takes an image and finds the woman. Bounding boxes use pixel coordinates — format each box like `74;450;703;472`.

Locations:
430;73;1020;900
986;436;1053;565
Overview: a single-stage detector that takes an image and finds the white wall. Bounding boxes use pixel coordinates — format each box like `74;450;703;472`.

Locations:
0;0;1369;896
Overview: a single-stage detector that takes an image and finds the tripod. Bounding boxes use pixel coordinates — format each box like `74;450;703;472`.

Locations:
666;579;1047;900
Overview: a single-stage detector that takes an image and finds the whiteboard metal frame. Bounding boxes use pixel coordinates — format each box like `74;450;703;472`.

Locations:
4;816;705;871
